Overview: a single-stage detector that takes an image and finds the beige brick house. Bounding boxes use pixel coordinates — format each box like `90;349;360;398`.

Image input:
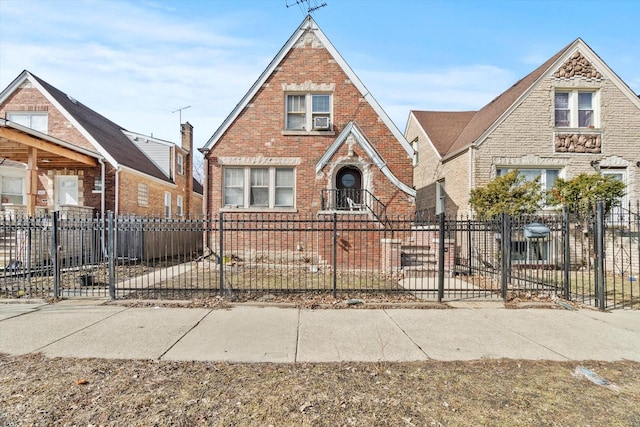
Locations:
0;70;203;218
406;38;640;218
200;15;415;220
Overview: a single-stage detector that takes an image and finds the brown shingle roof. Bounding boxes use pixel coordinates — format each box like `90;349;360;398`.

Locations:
29;72;171;182
416;40;575;160
411;110;476;157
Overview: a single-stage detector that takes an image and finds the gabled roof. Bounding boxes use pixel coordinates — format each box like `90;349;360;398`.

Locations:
201;15;413;157
0;70;171;182
412;38;640;161
410;110;476;158
316;121;415;196
1;118;104;167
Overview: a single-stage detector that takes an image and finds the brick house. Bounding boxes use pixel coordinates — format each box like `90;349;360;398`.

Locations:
406;38;640;218
0;70;203;218
200;15;415;219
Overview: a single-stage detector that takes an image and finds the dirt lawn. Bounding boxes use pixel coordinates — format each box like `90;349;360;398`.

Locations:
1;354;638;426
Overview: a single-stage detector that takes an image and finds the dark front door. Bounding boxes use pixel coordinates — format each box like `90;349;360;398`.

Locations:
336;166;362;209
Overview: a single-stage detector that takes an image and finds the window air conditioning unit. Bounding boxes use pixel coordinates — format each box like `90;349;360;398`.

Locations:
313;116;330;130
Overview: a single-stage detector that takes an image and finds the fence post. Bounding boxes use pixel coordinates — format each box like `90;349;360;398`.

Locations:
594;202;606;310
466;218;472;276
219;212;224;296
51;211;60;299
563;207;571;301
437;213;445;302
108;211;115;300
500;213;511;301
332;213;338;298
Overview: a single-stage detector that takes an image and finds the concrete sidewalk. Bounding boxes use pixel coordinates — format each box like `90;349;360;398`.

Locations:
0;299;638;363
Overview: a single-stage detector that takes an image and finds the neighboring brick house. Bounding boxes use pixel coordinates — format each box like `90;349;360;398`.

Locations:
0;70;203;217
406;38;640;218
200;15;415;220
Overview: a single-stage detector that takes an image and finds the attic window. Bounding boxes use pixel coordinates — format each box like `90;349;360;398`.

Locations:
286;93;332;131
7;112;48;133
554;90;598;128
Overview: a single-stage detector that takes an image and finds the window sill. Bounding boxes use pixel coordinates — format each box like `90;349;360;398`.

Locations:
220;207;298;213
282;130;335;136
317;209;368;215
554;127;602;132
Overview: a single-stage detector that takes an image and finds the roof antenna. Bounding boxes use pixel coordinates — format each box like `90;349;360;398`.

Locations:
172;105;191;124
286;0;327;15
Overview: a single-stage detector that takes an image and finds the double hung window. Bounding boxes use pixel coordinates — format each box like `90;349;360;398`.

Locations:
224;167;294;209
554;90;596;128
286;94;331;131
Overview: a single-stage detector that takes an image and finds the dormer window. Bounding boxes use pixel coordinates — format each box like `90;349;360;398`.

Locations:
554;90;597;128
286;93;331;131
7;112;48;133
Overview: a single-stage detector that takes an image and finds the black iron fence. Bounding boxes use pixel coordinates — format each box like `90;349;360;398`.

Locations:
1;202;638;309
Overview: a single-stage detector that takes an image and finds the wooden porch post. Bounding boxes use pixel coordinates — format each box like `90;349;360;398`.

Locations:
26;147;38;216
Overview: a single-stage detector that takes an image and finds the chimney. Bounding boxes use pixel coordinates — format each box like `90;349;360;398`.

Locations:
181;122;194;215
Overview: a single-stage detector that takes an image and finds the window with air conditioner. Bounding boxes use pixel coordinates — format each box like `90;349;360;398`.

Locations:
286;93;332;131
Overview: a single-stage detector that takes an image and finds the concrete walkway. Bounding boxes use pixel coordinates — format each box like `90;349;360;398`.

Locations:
0;299;638;363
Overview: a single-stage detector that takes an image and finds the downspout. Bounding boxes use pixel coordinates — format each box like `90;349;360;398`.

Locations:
98;158;107;257
468;145;474;217
200;148;210;252
114;165;120;217
99;158;106;218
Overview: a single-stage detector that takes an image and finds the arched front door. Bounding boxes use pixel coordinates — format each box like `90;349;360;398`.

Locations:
336;166;362;209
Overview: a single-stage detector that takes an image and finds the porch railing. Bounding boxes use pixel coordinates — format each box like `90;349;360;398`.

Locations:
320;189;388;224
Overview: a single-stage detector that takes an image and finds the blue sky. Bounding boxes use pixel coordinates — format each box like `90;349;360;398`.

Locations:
1;0;639;151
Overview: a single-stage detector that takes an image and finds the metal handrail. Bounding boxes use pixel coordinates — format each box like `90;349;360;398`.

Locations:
320;188;389;225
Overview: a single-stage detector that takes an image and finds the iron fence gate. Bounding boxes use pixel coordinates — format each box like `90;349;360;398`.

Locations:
1;203;638;309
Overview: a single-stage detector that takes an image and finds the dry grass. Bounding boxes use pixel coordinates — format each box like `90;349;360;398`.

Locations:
1;354;638;426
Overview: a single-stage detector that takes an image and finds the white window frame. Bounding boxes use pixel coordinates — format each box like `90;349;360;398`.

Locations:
0;174;25;206
176;153;184;175
137;184;149;206
285;93;332;131
554;90;598;128
223;167;295;209
497;168;560;192
164;191;171;217
7;112;48;133
93;176;103;193
176;195;184;216
601;168;628;223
